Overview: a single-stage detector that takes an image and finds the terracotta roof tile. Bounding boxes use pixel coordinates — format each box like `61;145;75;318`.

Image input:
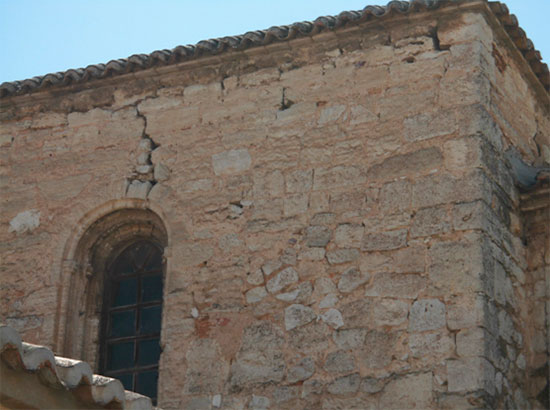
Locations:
0;0;547;97
0;325;154;409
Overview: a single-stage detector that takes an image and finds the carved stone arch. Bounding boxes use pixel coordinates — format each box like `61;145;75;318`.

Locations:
55;200;168;369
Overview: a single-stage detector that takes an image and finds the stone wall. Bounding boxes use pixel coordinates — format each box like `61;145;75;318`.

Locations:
1;3;548;409
480;20;550;407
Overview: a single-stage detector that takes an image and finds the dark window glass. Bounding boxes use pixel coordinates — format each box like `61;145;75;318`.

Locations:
112;278;138;307
107;341;135;370
110;310;136;337
138;338;161;366
132;243;150;269
101;241;163;404
141;275;162;302
144;250;162;271
139;306;162;334
117;373;134;391
112;255;135;275
136;370;158;399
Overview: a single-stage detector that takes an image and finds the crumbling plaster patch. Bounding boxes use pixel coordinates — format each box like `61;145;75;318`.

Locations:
9;210;40;234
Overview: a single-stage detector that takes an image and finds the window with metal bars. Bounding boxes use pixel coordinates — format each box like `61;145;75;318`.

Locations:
99;240;163;404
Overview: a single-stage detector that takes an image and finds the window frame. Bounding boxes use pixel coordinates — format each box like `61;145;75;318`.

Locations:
98;240;164;403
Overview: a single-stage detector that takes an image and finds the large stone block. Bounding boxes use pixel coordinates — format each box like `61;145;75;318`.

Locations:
287;357;315;383
367;147;443;181
379;372;433;409
361;229;407;251
313;166;366;190
184;338;228;394
359;330;399;369
212;149;252;175
285;169;313;193
409;299;446;331
409;331;454;359
412;170;489;208
410;206;451;237
428;233;489;295
334;224;363;248
287;322;331;354
373;298;409;326
173;242;214;268
365;272;426;299
326;249;359;265
318;104;346;125
332;328;367;349
284;194;309;217
253;170;284;198
305;225;332;247
438;12;494;49
338;267;370;293
403;109;456;142
379;179;412;213
229;322;285;389
447;357;495;395
324;350;356;374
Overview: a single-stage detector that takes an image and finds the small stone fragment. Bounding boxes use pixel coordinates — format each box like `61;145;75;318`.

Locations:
314;277;337;295
281;247;297;265
154;163;171;181
299;248;326;261
276;282;312;303
305;225;332;247
360;377;386;393
319;294;338;308
138;138;153;151
136;165;153;174
249;395;270;410
126;180;152;199
285;304;316;330
338;267;370;293
320;308;344;329
324;350;356;374
273;386;299;403
326;249;359;265
246;287;268;304
246;269;264;285
287;357;315;383
327;373;360;395
266;267;299;294
302;379;324;398
261;259;282;276
229;204;243;218
333;328;367;349
137;152;150;165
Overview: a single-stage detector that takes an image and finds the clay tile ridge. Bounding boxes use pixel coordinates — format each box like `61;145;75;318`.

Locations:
0;324;155;410
0;0;548;97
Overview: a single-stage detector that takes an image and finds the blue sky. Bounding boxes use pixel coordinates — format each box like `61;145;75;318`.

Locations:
0;0;548;83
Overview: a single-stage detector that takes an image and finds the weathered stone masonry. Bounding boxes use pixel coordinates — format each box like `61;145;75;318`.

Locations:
1;1;549;409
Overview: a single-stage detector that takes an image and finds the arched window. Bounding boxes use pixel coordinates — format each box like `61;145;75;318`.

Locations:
57;206;168;406
100;240;163;403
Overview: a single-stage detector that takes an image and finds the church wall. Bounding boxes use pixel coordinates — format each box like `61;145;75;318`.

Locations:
1;5;548;409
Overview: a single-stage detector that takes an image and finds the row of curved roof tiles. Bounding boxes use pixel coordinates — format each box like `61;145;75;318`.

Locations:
0;325;153;409
0;0;547;97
